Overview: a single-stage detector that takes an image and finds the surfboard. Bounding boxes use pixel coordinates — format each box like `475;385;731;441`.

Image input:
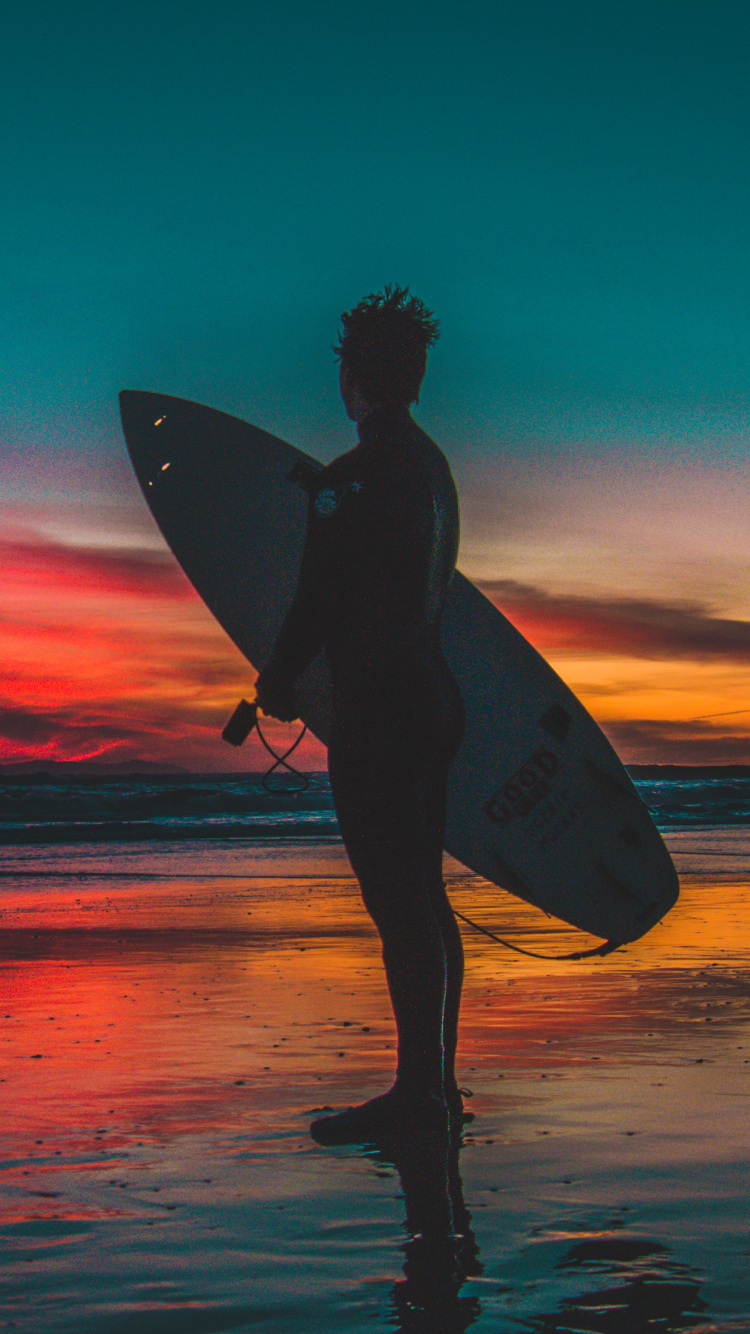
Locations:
120;390;678;944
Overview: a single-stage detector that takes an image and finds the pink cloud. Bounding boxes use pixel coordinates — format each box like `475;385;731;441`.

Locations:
0;533;193;600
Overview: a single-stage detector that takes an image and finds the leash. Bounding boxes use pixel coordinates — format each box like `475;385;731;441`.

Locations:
221;698;309;791
452;910;621;961
254;714;309;792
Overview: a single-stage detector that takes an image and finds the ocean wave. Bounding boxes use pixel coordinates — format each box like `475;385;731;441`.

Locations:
632;776;750;827
0;770;748;845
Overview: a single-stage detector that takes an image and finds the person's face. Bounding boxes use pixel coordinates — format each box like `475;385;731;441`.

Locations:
339;361;364;421
339;361;415;419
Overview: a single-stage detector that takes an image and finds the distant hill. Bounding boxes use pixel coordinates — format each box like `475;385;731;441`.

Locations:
0;759;189;778
628;764;750;779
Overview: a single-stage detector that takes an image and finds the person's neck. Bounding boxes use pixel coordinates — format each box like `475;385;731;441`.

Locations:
350;388;411;420
357;402;410;440
352;397;384;423
358;401;409;423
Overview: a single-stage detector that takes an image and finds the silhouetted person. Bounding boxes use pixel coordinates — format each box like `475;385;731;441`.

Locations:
255;286;465;1142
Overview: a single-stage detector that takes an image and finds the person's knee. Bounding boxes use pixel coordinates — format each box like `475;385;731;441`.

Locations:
359;875;437;944
427;879;454;926
361;892;424;943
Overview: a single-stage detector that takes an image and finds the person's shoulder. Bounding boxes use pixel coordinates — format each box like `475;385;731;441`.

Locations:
406;416;446;457
406;418;455;484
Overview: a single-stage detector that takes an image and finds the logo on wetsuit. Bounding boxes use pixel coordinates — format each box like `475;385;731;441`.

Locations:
314;480;364;517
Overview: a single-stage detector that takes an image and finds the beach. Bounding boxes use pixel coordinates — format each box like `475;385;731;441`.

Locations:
2;780;750;1331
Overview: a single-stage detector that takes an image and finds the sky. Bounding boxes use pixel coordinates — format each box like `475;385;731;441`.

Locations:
2;0;750;770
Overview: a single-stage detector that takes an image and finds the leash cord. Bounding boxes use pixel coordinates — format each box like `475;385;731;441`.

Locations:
452;909;622;961
254;715;310;792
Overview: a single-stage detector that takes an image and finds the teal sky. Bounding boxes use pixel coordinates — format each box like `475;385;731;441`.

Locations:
3;0;750;767
4;0;749;490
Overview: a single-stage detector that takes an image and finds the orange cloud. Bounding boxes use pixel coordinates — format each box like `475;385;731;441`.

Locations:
600;716;750;766
479;579;750;662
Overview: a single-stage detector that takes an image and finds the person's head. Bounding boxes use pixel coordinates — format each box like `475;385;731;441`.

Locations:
334;285;439;419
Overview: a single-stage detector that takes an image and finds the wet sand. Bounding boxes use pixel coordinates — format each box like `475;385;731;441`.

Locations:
2;838;750;1332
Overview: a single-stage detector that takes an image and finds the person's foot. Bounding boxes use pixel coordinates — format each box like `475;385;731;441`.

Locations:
310;1086;448;1146
446;1085;475;1129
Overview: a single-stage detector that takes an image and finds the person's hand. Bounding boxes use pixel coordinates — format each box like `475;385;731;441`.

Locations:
254;669;299;722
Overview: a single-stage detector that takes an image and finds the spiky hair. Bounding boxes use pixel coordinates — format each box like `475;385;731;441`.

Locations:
334;285;440;404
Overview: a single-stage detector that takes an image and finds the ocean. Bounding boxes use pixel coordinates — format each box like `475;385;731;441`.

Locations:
4;764;750;842
2;766;750;890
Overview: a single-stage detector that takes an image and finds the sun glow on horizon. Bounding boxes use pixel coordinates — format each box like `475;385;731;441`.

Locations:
3;491;750;770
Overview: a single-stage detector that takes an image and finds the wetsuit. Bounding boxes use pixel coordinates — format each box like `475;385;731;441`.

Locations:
259;403;464;1094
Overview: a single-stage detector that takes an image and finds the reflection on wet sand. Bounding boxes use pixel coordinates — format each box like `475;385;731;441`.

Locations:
524;1251;706;1334
361;1126;722;1334
372;1129;483;1332
2;864;750;1330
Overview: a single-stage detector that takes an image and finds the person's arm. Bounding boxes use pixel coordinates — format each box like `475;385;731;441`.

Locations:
255;493;335;719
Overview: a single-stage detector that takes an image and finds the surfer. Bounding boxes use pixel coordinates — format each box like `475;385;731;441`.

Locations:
255;286;465;1142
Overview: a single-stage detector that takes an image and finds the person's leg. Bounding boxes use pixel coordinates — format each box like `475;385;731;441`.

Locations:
328;718;449;1101
426;864;464;1100
422;664;465;1100
312;659;465;1142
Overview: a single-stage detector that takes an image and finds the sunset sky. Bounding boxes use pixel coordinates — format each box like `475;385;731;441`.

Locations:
3;0;750;770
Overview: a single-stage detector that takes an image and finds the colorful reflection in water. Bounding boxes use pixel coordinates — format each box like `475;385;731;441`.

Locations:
1;846;750;1331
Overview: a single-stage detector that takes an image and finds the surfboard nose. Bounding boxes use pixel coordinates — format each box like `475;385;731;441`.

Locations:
119;390;174;489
